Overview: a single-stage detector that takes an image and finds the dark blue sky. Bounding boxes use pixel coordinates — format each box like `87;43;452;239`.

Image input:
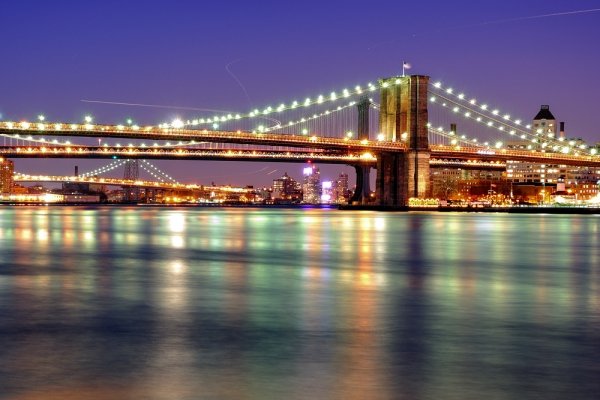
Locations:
2;0;599;186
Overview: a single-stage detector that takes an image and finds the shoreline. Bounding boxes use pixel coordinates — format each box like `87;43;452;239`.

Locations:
340;204;600;214
1;202;600;214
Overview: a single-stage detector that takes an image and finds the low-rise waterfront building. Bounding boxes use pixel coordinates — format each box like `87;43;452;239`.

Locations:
1;158;14;194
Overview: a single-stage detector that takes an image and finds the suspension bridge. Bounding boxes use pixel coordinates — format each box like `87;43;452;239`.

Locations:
2;74;598;206
13;159;185;190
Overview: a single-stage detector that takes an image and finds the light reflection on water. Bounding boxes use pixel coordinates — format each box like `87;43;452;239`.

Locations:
0;207;599;400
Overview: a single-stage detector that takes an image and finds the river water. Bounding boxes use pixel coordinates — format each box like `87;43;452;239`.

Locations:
0;206;598;399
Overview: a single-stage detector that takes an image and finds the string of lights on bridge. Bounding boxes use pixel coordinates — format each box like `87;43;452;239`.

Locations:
429;81;598;155
1;98;361;150
370;102;484;147
79;159;127;178
2;75;599;163
430;94;593;155
140;160;179;183
262;101;357;133
429;90;561;148
177;80;383;130
2;125;212;150
429;97;536;149
1;76;513;152
1;76;413;138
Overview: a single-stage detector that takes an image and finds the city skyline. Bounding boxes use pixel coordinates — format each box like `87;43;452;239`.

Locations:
1;0;600;186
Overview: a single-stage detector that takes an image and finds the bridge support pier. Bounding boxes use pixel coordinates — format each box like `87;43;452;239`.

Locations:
349;164;372;204
376;75;430;206
145;189;155;203
376;151;430;206
349;95;372;204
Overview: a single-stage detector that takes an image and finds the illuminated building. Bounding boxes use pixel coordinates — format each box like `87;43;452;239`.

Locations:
334;173;349;203
431;168;505;200
62;182;104;194
302;165;321;204
533;105;557;138
255;187;272;203
321;181;333;203
506;106;558;184
503;106;600;200
11;184;29;194
272;172;301;201
0;193;100;203
0;158;14;194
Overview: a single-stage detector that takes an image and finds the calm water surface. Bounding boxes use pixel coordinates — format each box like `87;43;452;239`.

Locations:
0;206;599;399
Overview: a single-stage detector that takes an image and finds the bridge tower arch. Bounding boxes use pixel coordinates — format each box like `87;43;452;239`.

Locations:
376;75;431;206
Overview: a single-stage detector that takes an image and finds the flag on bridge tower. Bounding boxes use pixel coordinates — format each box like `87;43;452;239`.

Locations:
402;61;411;77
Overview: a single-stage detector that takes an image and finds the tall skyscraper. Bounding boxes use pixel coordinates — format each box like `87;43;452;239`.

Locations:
272;172;301;201
302;165;321;204
334;173;349;203
321;181;333;203
0;158;14;194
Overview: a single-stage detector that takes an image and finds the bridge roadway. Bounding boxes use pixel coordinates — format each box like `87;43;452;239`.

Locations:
1;120;599;167
0;145;374;165
0;121;403;153
430;145;600;167
1;145;506;170
1;143;597;168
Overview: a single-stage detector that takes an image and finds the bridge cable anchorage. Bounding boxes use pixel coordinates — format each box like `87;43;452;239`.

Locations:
429;80;594;155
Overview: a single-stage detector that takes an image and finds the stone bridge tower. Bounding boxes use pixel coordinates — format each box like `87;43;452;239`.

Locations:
376;75;430;206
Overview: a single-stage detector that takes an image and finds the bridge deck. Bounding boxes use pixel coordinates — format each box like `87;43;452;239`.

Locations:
1;121;599;167
0;122;404;152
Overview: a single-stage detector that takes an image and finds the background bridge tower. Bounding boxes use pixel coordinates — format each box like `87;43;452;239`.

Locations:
123;159;140;202
350;95;372;203
376;75;430;206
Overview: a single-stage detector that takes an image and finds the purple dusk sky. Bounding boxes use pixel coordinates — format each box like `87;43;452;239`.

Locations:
1;0;599;186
